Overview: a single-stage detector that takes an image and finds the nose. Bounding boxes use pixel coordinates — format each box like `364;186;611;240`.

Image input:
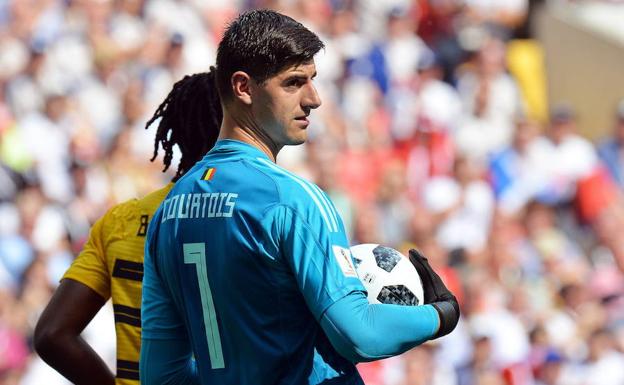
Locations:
302;82;322;111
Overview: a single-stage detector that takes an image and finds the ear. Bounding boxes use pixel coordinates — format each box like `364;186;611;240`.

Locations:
231;71;252;105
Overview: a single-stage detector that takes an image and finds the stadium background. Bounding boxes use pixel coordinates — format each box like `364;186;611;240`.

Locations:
2;0;624;384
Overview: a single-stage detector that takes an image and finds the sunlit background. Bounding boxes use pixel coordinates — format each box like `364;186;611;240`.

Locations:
2;0;624;384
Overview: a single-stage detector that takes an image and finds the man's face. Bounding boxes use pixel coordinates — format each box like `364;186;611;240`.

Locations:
549;120;574;144
250;61;321;147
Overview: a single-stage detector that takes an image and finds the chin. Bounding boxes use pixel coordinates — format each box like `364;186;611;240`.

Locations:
285;132;307;146
286;138;306;146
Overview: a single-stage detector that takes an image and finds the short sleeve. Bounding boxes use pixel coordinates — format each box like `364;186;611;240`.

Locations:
62;214;111;300
260;204;366;321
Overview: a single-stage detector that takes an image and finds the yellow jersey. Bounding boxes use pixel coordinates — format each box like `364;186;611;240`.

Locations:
62;183;173;384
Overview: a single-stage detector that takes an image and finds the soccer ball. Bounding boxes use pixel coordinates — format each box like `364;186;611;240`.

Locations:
350;244;424;306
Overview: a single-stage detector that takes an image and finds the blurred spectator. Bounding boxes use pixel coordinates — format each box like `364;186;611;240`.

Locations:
533;349;564;385
489;116;552;214
455;34;523;160
465;272;531;368
518;201;586;281
463;0;528;31
375;159;414;248
457;336;500;385
547;103;619;223
413;48;462;133
383;5;427;88
416;0;465;84
423;155;494;253
18;94;74;203
0;289;29;377
545;103;600;203
4;42;46;120
399;344;457;385
578;328;624;385
589;265;624;325
598;99;624;188
542;282;600;361
389;48;459;190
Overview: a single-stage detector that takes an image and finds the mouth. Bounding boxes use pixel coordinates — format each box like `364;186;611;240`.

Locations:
294;116;309;126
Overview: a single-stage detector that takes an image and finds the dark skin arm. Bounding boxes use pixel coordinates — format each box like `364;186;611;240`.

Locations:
34;279;115;385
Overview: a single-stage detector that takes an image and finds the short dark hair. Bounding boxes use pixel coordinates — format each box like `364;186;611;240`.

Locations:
145;10;322;181
146;69;222;182
215;9;324;101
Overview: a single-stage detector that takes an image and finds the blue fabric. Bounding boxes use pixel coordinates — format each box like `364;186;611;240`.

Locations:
141;140;366;385
320;291;440;362
598;139;624;188
139;339;198;385
346;44;388;94
488;148;517;198
0;235;34;285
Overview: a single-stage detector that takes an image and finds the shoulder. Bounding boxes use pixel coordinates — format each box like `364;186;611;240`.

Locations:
107;198;140;223
250;158;326;206
251;159;342;233
137;184;173;214
97;195;147;243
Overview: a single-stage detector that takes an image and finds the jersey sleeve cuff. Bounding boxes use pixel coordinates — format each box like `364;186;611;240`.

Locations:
61;274;110;300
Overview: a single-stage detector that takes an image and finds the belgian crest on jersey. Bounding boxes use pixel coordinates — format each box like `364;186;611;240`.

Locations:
202;167;216;181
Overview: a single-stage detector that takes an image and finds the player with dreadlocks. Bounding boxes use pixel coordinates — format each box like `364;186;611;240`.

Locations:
148;68;223;182
34;69;222;385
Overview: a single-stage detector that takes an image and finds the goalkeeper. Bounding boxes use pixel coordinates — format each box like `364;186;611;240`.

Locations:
140;9;459;385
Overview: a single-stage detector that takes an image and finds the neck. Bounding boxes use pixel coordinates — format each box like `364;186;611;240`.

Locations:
218;107;280;162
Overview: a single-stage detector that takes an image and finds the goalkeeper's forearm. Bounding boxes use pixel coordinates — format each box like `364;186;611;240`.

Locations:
319;291;440;363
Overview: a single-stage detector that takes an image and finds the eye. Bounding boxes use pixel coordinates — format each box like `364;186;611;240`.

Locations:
285;77;306;88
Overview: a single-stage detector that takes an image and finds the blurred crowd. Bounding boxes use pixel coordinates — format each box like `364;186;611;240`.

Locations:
2;0;624;384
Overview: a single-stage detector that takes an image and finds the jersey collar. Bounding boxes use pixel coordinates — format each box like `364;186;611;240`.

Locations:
209;139;273;161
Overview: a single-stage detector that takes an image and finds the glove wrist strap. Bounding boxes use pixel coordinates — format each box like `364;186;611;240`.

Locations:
431;300;459;339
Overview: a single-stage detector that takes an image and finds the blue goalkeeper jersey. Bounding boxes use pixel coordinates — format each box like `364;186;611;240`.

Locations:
142;139;366;385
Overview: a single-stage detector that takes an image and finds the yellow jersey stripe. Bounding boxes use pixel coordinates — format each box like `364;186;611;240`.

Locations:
116;360;139;381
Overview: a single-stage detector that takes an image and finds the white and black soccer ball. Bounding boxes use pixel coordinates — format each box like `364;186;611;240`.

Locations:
350;244;424;306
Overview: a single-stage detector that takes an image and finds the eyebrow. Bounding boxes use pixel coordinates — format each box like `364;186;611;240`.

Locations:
285;71;317;80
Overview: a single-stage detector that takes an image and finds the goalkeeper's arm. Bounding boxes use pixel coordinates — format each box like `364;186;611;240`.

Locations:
320;249;459;363
319;291;440;362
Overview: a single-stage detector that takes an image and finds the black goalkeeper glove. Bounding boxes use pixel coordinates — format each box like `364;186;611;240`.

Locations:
408;249;460;339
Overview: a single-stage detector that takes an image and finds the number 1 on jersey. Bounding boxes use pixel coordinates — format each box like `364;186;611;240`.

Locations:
183;242;225;369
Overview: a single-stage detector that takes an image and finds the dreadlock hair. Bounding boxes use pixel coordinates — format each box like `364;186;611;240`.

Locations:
146;67;222;182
